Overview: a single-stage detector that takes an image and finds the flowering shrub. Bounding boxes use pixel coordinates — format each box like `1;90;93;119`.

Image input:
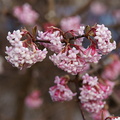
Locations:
5;20;119;119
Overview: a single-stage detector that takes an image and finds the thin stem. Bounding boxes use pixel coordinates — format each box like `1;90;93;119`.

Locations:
27;32;36;42
74;74;86;120
69;35;85;40
79;103;86;120
35;40;50;43
35;35;85;43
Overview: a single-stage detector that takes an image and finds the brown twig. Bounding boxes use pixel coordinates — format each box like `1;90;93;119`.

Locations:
35;34;85;44
74;74;86;120
79;103;86;120
71;0;95;16
35;40;51;43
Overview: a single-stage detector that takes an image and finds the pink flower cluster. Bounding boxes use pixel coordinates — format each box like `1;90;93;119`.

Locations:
5;24;116;74
13;3;39;25
80;44;102;63
49;76;76;101
37;30;64;53
79;74;110;113
75;26;102;64
102;54;120;80
94;24;116;54
25;90;43;108
60;16;81;31
5;30;47;69
47;24;116;75
49;47;89;75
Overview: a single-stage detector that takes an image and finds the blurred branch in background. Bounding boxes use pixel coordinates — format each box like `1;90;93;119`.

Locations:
71;0;95;16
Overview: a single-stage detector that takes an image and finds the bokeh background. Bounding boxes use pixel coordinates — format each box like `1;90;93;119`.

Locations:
0;0;120;120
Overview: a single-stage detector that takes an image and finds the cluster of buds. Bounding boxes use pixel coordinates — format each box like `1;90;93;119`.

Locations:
79;73;111;113
48;24;115;75
5;29;47;69
37;29;64;53
5;24;116;73
49;76;76;101
101;54;120;81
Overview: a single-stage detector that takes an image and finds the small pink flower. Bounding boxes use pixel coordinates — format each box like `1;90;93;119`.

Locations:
49;84;76;102
13;3;39;25
78;25;85;35
25;90;43;108
49;76;76;102
82;73;98;86
80;44;102;63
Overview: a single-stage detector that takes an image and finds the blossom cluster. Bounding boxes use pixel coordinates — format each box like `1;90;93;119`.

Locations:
49;76;76;101
94;24;116;54
13;3;39;25
48;24;116;75
5;24;116;74
5;30;47;69
49;47;90;75
79;73;111;113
